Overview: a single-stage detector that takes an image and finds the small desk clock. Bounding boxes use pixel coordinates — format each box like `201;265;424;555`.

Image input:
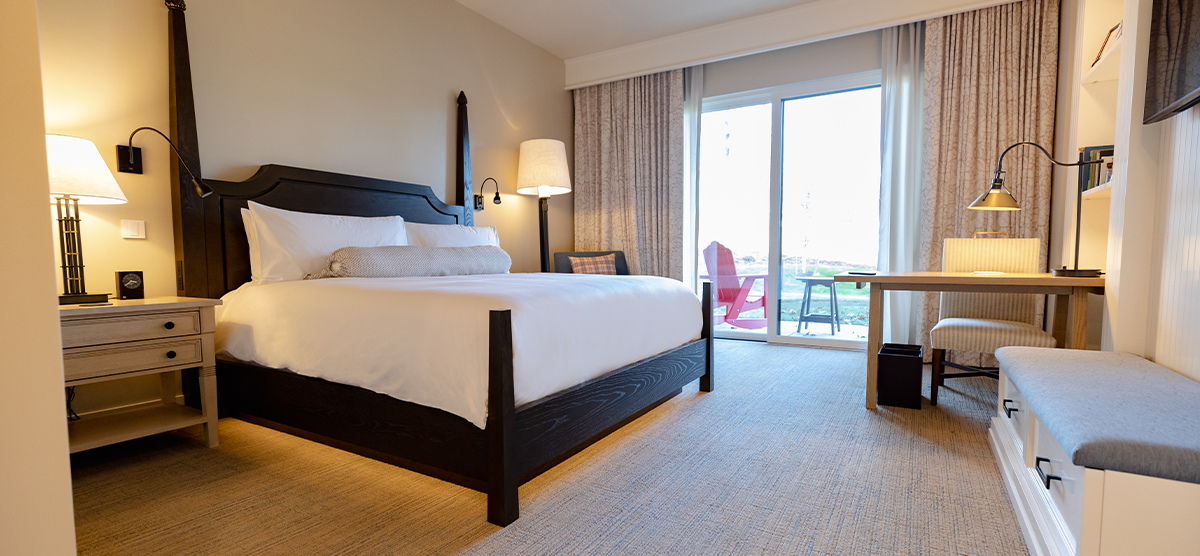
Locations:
116;271;144;300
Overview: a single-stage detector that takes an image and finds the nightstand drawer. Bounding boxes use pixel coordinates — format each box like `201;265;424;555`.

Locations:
61;310;201;348
63;337;204;382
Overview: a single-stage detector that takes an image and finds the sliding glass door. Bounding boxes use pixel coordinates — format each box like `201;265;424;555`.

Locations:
695;72;881;348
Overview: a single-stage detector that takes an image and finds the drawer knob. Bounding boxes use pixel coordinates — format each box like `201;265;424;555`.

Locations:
164;321;176;330
1002;399;1020;418
166;350;177;359
1035;457;1063;489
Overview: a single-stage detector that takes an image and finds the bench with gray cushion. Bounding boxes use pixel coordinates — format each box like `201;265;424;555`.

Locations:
995;346;1200;484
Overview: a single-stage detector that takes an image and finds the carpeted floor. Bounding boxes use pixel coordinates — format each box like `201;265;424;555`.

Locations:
71;341;1027;555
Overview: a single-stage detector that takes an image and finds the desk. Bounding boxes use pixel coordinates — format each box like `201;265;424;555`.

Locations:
832;272;1105;409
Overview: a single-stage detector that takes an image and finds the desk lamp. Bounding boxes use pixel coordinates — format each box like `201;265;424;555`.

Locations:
970;141;1105;277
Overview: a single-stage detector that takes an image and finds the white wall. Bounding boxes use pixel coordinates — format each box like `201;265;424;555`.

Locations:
703;31;883;98
187;0;573;274
1145;105;1200;381
0;0;79;552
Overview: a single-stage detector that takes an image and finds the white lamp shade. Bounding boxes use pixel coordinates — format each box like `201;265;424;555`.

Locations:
516;139;572;197
46;134;127;205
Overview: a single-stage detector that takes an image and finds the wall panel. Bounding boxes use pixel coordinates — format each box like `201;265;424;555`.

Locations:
1149;106;1200;381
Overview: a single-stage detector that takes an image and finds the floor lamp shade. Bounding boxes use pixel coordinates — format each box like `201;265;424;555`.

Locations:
516;139;571;272
46;135;127;304
516;139;572;197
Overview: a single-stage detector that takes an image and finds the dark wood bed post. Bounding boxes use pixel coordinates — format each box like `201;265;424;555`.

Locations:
166;0;214;298
456;92;473;226
700;281;714;392
487;310;518;525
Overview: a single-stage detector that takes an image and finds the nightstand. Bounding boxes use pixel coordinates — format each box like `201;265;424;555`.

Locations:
60;297;222;452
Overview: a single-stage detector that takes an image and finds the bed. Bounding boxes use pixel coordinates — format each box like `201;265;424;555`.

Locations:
183;163;712;527
160;2;711;521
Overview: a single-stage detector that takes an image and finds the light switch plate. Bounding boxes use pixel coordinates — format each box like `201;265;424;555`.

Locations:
121;220;146;239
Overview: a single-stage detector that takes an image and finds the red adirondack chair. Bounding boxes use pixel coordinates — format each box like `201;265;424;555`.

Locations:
701;241;768;329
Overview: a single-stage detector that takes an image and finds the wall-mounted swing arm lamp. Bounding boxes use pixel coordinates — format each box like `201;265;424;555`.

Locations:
473;177;501;211
116;126;212;198
969;141;1106;277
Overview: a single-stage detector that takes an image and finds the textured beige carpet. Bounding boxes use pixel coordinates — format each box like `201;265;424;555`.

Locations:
71;341;1027;555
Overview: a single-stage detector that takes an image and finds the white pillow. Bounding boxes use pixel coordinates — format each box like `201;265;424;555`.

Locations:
405;222;499;248
247;201;408;283
240;209;263;283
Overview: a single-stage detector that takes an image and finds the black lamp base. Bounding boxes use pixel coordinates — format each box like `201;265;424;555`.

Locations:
60;293;110;305
1052;268;1103;277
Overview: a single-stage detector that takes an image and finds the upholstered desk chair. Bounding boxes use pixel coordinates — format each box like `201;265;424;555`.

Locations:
930;238;1056;405
553;251;630;275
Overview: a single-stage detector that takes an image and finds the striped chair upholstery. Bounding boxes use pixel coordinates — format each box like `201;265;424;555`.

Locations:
929;238;1056;405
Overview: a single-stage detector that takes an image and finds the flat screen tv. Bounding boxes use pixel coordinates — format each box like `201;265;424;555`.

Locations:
1144;0;1200;124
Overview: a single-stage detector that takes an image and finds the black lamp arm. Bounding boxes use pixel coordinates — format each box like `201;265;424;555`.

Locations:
127;126;212;198
996;141;1106;174
473;177;501;210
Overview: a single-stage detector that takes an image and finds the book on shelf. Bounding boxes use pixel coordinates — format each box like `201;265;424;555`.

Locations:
1079;145;1115;191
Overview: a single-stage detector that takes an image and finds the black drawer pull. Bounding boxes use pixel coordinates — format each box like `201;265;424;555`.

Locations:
1002;399;1019;418
166;350;177;359
164;321;176;330
1035;457;1062;489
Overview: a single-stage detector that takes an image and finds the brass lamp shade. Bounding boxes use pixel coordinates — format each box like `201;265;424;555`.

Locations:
967;184;1021;211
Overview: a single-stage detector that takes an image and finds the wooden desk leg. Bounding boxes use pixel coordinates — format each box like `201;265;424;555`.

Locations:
866;284;883;410
1051;294;1070;348
200;366;219;447
1066;286;1089;350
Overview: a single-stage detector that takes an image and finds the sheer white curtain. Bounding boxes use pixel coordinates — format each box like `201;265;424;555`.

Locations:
879;23;925;344
682;66;703;290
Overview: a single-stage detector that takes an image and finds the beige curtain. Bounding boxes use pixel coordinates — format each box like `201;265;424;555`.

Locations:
918;0;1060;362
573;69;685;279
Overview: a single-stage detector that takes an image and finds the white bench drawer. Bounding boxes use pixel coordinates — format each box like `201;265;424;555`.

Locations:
999;372;1030;455
1031;417;1089;551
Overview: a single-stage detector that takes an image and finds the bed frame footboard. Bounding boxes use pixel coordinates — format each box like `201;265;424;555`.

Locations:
483;282;714;526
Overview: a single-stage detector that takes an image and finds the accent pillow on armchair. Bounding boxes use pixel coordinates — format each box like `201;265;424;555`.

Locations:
553;251;630;275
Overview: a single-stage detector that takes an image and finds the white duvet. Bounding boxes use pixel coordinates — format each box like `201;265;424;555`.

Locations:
216;273;702;428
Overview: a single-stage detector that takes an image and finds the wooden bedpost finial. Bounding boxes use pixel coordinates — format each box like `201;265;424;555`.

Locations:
458;91;468;105
165;0;186;10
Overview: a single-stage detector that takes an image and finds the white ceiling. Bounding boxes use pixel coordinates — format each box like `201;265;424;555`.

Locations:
455;0;822;60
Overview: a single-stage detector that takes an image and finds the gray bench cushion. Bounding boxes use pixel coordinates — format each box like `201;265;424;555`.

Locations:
995;347;1200;484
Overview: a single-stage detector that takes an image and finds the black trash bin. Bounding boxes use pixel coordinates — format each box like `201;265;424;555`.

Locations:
877;343;923;409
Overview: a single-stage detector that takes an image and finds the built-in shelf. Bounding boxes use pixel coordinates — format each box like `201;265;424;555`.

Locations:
1083;38;1122;84
68;402;206;453
1082;181;1113;200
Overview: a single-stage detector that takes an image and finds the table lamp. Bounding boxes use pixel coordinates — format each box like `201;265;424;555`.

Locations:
46;134;128;304
969;141;1105;277
516;139;572;272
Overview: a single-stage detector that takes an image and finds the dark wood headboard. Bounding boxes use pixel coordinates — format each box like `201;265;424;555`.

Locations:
198;164;469;298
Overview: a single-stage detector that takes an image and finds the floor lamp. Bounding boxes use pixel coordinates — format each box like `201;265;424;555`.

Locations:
46;135;128;305
516;139;572;272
